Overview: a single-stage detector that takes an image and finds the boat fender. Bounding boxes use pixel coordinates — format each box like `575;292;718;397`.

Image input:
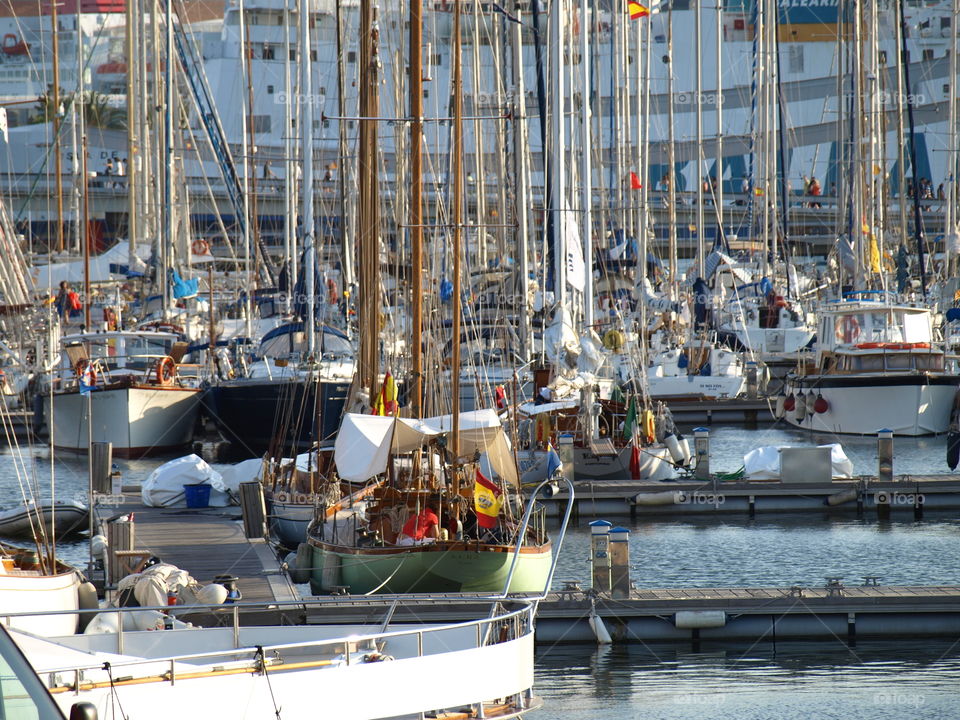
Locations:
677;435;692;466
76;581;99;633
663;432;684;465
674;610;726;629
288;543;311;584
90;534;109;560
783;393;796;412
824;487;858;507
774;395;786;419
319;549;342;592
813;394;829;414
633;490;686;506
947;431;960;471
589;602;612;644
795;392;807;422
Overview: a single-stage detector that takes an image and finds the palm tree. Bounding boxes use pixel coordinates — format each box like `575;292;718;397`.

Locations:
31;87;126;130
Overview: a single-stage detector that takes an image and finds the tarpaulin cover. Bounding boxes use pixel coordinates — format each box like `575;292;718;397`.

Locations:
334;409;518;486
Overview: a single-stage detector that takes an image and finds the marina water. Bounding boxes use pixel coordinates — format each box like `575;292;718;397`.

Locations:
4;423;960;719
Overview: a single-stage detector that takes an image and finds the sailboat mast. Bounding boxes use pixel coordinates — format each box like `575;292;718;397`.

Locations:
581;0;592;329
164;0;174;318
666;4;676;287
300;0;316;355
358;0;381;398
126;0;138;267
945;0;959;276
511;0;531;361
50;0;64;253
409;0;424;417
694;0;705;278
335;0;352;323
549;0;566;310
715;0;723;243
897;0;928;297
451;0;463;456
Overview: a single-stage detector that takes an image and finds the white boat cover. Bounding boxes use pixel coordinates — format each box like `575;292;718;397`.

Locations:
743;443;854;480
141;455;231;507
334;409;518;486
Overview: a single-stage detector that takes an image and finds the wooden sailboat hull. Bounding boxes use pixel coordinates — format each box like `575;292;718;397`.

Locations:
0;568;80;636
50;385;201;458
308;540;552;595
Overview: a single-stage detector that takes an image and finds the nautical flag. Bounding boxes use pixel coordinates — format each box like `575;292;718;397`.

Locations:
630;442;642;480
630;171;642;190
754;187;765;196
546;442;562;478
623;396;638;440
869;235;882;274
473;469;503;529
373;371;398;416
79;362;96;396
495;385;507;410
628;1;649;19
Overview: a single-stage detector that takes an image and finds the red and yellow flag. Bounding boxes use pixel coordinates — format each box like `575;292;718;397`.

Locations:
628;1;649;19
473;469;503;529
372;371;398;416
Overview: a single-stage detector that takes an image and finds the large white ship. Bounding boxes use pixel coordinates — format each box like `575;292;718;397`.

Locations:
0;0;956;252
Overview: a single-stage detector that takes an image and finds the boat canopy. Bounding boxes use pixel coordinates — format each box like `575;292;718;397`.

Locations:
334;409;518;487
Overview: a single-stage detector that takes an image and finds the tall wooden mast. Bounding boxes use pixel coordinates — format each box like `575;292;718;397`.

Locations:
358;0;381;399
409;0;423;417
450;0;463;456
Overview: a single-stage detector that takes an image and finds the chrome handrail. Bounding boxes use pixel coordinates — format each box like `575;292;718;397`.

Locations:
497;472;575;601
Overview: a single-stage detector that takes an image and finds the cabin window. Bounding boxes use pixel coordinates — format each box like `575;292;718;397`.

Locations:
885;353;913;371
788;45;803;73
348;51;356;63
266;85;274;94
922;49;934;61
289;49;296;61
916;354;944;371
250;115;271;133
847;354;884;372
310;50;317;61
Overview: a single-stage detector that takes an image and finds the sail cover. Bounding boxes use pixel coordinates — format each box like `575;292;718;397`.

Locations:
334;409;518;487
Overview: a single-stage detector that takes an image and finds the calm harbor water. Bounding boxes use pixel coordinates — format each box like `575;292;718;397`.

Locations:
2;424;959;719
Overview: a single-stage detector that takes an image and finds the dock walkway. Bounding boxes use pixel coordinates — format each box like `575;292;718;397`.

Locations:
107;499;297;605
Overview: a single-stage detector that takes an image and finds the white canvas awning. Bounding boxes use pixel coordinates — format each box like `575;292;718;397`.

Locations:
334;409;518;486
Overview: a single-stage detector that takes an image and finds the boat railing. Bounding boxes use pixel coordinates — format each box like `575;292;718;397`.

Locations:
498;473;575;601
5;596;537;678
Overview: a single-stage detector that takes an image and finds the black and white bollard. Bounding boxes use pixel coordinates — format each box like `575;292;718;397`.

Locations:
609;526;631;599
589;520;612;595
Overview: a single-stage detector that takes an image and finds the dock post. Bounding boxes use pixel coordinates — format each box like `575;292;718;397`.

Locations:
745;362;758;399
239;481;267;539
90;442;112;494
609;526;630;599
877;429;893;483
589;520;612;595
693;427;710;481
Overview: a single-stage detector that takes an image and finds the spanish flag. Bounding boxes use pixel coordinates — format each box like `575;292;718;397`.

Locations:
373;371;398;416
473;469;503;529
628;1;649;19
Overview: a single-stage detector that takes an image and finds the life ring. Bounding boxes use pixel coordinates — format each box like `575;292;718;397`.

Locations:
155;356;176;385
191;238;210;255
274;491;289;503
835;315;861;343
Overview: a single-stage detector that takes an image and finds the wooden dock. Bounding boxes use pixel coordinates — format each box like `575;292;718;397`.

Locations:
289;584;960;645
103;497;298;605
541;474;960;519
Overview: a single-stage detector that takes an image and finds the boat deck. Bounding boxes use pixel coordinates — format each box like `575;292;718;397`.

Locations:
107;498;298;605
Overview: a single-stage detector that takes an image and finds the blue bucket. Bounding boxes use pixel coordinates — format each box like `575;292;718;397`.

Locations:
183;483;211;509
